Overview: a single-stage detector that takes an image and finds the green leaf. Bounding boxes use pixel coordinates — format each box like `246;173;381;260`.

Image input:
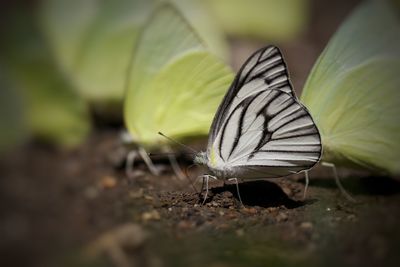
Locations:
124;4;233;147
205;0;311;41
301;0;400;175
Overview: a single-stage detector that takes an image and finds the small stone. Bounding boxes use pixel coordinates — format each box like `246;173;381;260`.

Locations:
281;186;292;196
84;186;99;199
225;212;238;219
266;207;278;213
326;207;331;212
235;229;245;237
216;223;230;230
300;222;313;231
242;207;257;215
100;176;117;189
86;223;147;257
211;201;219;207
334;216;342;222
141;210;161;222
129;188;144;199
347;214;357;221
222;191;233;198
276;212;288;222
177;220;193;230
144;195;154;201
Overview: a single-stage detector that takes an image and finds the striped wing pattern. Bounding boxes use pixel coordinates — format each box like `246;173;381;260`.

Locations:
208;46;294;147
207;46;321;179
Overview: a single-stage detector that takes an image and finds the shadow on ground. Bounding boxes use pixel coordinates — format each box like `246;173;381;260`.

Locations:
307;176;400;196
210;180;307;209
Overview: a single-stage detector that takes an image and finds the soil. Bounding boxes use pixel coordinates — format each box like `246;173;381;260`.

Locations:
2;1;400;267
1;130;400;267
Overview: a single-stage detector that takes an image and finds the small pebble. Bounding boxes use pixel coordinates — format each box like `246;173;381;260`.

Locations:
141;210;161;222
211;201;219;207
300;222;313;231
347;214;357;221
84;186;99;199
216;223;230;230
100;176;117;189
334;216;342;222
86;223;147;256
242;207;257;215
177;220;193;230
225;212;238;219
129;188;144;199
235;229;245;237
281;186;292;196
144;195;154;201
266;207;278;213
276;212;288;222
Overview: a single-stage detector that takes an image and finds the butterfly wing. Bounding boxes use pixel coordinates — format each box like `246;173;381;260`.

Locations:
207;46;321;179
208;45;295;152
301;1;400;175
124;4;233;147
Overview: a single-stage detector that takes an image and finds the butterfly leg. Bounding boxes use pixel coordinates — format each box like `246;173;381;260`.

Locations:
183;164;199;194
201;175;211;205
227;178;243;206
303;170;310;200
164;147;185;180
126;150;139;178
321;162;356;202
138;147;161;176
199;175;218;205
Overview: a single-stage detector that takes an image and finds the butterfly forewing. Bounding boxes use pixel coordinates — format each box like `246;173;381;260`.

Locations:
208;45;295;150
207;46;321;179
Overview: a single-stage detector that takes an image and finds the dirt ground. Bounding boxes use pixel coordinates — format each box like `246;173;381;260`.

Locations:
2;1;400;267
1;130;400;267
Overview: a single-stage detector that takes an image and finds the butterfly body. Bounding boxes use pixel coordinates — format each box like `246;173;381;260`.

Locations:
196;45;322;180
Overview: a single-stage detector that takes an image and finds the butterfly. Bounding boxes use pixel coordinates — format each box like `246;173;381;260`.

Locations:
122;4;233;177
301;0;400;177
194;45;322;196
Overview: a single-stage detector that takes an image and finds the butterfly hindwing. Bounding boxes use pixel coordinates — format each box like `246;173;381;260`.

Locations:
208;45;295;150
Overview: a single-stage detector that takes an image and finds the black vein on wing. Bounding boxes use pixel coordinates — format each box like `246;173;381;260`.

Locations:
208;45;293;145
222;90;321;168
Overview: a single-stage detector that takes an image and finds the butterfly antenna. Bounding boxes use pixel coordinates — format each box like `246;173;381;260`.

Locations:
148;152;194;157
158;132;198;154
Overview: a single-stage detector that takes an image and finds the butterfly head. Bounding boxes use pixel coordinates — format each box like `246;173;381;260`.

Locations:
193;151;208;166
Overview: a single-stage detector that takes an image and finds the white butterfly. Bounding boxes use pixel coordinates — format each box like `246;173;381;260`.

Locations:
194;46;322;194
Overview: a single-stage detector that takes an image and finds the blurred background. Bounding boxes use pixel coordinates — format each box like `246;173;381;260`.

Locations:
1;1;400;267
